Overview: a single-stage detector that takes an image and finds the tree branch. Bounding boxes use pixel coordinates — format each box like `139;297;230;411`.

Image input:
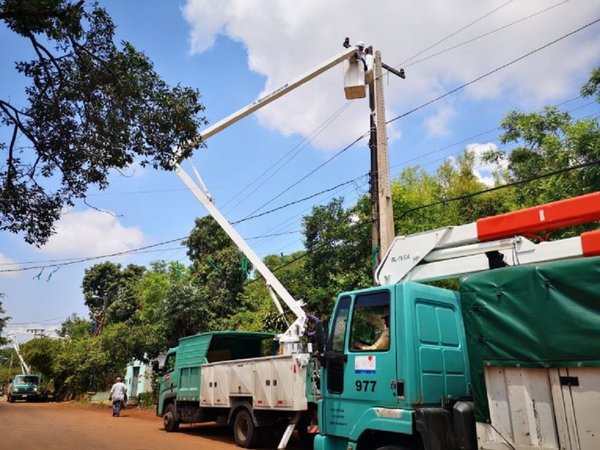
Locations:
26;31;66;82
5;122;19;189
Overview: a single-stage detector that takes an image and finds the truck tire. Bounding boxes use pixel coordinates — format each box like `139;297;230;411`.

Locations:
8;394;14;403
163;403;180;432
233;408;261;448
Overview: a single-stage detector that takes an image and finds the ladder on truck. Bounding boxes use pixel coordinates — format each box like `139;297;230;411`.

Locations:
375;191;600;285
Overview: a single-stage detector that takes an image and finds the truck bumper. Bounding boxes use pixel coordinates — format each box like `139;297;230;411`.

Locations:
10;393;39;401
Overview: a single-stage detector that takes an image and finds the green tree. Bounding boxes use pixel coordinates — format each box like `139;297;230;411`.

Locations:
0;0;207;245
20;336;60;379
302;198;372;317
58;313;92;339
0;296;10;345
581;67;600;102
496;68;600;207
81;261;145;327
133;260;207;349
225;251;308;333
498;107;598;205
185;217;250;326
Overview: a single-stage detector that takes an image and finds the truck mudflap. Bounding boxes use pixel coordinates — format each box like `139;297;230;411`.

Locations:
415;403;476;450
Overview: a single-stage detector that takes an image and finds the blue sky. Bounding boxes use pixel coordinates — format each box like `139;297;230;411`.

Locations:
1;0;599;341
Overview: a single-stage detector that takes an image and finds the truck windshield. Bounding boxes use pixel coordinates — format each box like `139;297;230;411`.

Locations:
15;376;38;384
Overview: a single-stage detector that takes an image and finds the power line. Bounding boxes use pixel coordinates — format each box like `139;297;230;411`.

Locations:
0;237;188;273
222;102;352;215
231;175;368;225
398;0;516;67
241;132;370;218
388;17;600;125
401;0;568;69
232;19;598;226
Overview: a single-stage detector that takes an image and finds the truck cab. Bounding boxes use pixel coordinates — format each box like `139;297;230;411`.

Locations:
316;281;473;450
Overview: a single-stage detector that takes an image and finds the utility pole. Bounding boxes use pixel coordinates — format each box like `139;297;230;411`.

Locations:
369;50;402;273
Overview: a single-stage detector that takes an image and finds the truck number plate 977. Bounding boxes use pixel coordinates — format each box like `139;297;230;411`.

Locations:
355;380;377;392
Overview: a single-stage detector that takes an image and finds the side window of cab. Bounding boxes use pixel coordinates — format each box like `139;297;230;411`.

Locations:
164;353;176;373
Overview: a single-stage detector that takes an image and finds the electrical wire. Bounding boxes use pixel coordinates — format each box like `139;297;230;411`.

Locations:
222;102;352;215
231;175;369;225
240;132;370;218
388;17;600;125
398;0;516;67
401;0;568;69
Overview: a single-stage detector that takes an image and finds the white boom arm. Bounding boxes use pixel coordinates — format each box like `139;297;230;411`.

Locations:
376;192;600;285
187;46;359;146
10;338;31;374
175;41;371;351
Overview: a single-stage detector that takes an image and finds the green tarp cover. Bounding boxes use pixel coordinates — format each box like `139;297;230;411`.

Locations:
459;256;600;422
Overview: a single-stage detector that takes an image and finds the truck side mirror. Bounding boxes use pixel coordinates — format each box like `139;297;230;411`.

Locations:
315;321;327;363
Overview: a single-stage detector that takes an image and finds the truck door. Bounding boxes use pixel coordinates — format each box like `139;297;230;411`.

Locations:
322;289;398;438
158;351;178;414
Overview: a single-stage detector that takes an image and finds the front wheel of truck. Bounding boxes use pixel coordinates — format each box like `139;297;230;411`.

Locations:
163;403;180;432
233;408;261;448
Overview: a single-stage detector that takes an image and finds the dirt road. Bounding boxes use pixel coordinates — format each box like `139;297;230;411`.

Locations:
0;400;305;450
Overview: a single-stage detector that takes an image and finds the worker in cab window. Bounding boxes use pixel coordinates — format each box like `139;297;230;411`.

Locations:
355;309;390;351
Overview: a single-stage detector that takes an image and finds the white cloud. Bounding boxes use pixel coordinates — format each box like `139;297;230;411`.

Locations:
41;210;145;257
425;105;457;137
182;0;600;149
0;252;18;279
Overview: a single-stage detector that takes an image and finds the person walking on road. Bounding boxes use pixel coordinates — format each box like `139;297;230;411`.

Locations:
109;376;128;417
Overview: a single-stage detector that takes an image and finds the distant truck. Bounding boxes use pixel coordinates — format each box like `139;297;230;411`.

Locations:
154;331;319;448
7;374;42;403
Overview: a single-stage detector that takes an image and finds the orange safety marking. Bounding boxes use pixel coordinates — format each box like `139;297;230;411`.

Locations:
477;192;600;241
582;230;600;256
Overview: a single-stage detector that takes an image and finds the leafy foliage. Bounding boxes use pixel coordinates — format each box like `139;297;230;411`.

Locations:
303;198;372;317
81;261;146;326
0;0;207;245
0;297;10;345
185;216;250;327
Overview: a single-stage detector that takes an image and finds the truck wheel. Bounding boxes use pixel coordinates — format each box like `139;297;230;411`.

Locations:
8;394;14;403
233;409;261;448
163;403;180;432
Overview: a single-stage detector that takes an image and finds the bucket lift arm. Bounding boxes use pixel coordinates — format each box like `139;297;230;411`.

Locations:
376;192;600;285
175;41;372;350
10;338;31;374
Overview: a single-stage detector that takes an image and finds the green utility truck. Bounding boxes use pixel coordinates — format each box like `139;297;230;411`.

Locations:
155;330;320;448
6;374;42;403
315;256;600;450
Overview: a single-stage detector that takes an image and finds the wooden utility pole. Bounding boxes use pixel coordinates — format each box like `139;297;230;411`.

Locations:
369;50;395;273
